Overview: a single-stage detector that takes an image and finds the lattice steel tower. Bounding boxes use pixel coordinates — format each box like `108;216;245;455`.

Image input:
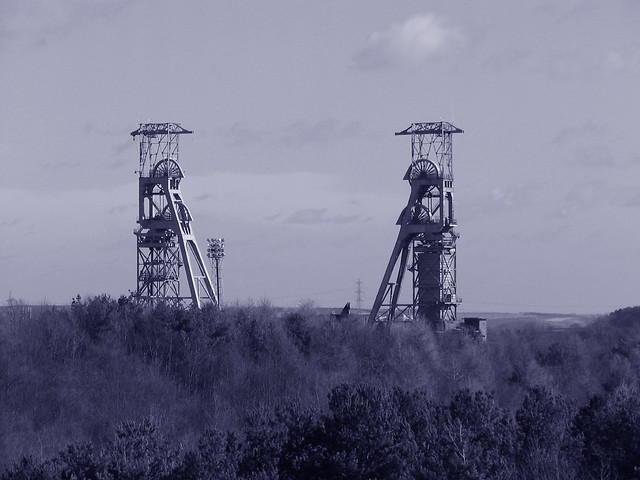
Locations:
369;122;463;329
131;123;218;308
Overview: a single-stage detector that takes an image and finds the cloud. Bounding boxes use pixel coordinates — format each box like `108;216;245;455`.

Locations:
552;181;601;218
194;193;212;202
571;145;615;167
225;121;268;148
206;118;364;158
353;13;461;71
625;193;640;208
280;118;364;146
108;202;135;215
464;183;539;217
284;208;361;225
0;218;21;228
551;120;598;146
488;187;524;209
549;123;628;169
264;213;281;221
601;49;640;74
488;183;540;210
284;208;327;224
481;48;535;73
41;159;81;170
0;0;136;49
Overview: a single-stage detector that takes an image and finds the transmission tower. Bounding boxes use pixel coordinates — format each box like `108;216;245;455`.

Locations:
369;122;463;330
207;238;225;307
131;122;218;308
354;279;364;311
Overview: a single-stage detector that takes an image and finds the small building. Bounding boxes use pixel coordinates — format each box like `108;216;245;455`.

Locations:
461;317;487;341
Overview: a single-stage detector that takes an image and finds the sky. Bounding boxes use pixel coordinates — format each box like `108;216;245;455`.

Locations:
1;0;639;314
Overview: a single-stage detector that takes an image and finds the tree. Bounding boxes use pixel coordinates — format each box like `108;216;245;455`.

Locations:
101;417;179;480
574;384;640;479
1;456;58;480
237;407;286;480
178;428;239;480
437;390;517;480
317;383;419;480
515;386;578;480
72;294;117;342
55;442;101;480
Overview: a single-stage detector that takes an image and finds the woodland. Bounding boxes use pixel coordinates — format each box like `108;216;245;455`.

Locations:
1;295;640;479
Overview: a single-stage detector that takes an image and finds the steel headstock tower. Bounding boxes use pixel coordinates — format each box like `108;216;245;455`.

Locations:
369;122;463;329
131;122;218;308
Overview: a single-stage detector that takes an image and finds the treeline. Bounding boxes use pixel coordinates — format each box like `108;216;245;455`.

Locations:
3;383;640;479
1;296;640;478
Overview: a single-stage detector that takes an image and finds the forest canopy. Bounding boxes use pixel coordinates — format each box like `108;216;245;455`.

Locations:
1;296;640;479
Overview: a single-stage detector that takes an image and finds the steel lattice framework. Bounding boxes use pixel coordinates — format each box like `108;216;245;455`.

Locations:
131;123;218;308
369;122;463;329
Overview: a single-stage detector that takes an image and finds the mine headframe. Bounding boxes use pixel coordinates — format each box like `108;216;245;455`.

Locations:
369;122;463;330
131;122;218;308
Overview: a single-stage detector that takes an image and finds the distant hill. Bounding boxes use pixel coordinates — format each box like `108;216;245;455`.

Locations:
460;311;599;330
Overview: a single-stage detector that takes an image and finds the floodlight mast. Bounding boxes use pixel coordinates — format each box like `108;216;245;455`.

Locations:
207;238;225;307
369;122;463;330
131;122;218;308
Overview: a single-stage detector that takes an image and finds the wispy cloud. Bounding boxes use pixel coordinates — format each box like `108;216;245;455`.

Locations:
551;120;598;146
600;49;640;74
112;141;136;157
464;183;539;217
194;193;212;202
225;121;268;148
0;218;21;228
284;208;327;224
0;0;137;49
353;13;462;71
481;48;535;73
280;118;364;146
624;192;640;208
108;202;135;216
284;208;361;225
488;185;534;209
549;121;628;169
41;159;81;169
553;180;601;218
212;118;363;151
570;145;615;167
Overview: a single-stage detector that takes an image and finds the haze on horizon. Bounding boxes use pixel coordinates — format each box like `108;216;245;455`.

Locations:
1;0;639;315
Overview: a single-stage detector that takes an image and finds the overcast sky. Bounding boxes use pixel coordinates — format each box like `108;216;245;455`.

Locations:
1;0;639;314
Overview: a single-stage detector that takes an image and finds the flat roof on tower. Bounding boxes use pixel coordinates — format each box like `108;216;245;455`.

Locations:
130;123;193;138
395;122;463;136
